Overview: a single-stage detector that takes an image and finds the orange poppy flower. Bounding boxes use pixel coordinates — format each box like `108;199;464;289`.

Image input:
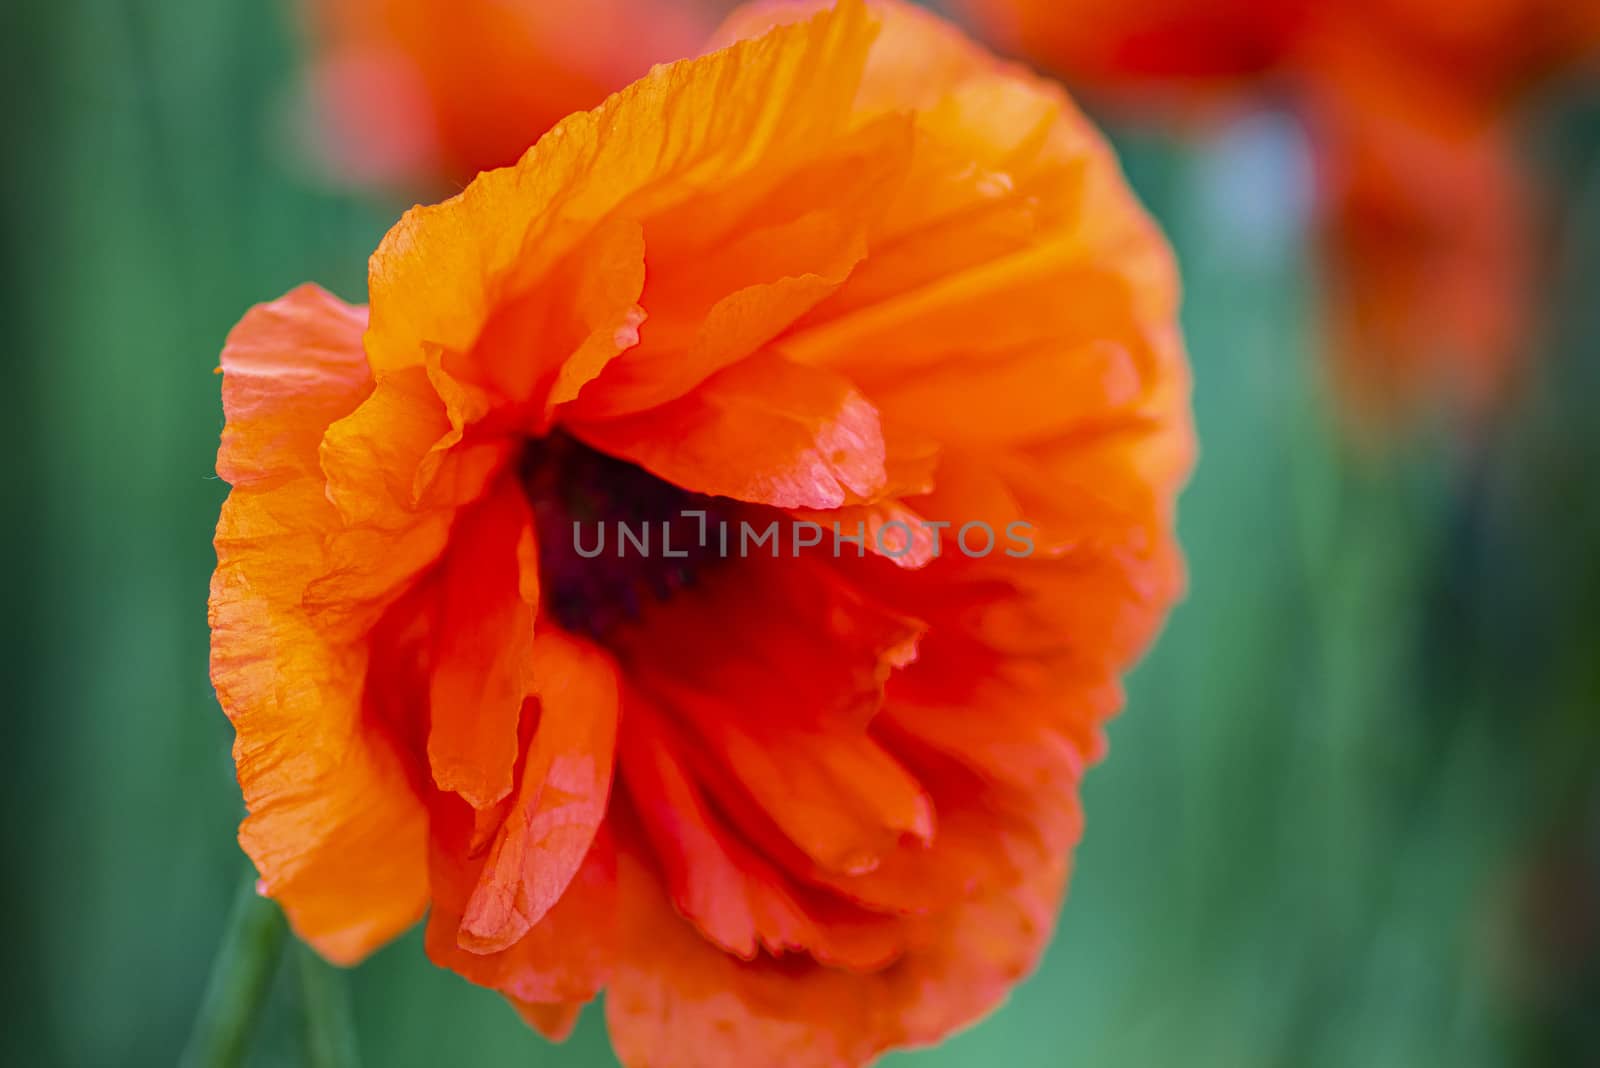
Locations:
302;0;727;187
210;1;1191;1062
959;0;1600;428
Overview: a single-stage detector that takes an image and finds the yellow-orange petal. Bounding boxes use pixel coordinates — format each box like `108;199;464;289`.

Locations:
303;361;513;648
562;113;914;420
439;214;649;434
362;0;878;383
318;365;454;530
873;339;1144;450
570;352;889;510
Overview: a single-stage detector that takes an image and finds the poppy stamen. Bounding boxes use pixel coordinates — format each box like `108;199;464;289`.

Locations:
521;433;739;639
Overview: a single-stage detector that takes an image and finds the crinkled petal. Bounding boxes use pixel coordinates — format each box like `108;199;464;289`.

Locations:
210;286;429;963
606;827;1067;1068
427;812;618;1005
458;630;621;952
215;284;373;486
570;352;889;510
426;474;539;808
620;708;907;970
565;114;914;420
363;0;880;379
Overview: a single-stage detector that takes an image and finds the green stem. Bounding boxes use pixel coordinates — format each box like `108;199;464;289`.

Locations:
295;941;364;1068
180;872;288;1068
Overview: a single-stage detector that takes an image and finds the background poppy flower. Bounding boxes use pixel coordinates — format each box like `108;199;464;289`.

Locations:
957;0;1600;429
301;0;728;188
209;0;1191;1063
953;0;1312;102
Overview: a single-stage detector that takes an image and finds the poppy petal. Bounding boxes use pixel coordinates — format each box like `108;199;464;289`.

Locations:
459;629;621;952
362;0;878;379
426;474;539;808
620;708;908;970
427;814;618;1004
508;999;584;1041
570;352;889;510
564;114;914;420
215;283;373;486
606;832;1066;1068
434;215;649;434
210;286;429;963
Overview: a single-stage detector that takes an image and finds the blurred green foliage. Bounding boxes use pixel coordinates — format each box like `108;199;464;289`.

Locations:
3;1;1596;1065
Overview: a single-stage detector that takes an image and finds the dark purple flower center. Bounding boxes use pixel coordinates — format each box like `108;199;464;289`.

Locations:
520;433;738;640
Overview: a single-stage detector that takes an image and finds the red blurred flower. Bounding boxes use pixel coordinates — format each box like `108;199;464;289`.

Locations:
212;2;1191;1062
960;0;1600;428
302;0;727;187
961;0;1311;99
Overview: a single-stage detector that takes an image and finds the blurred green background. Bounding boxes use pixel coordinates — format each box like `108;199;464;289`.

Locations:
4;1;1598;1065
